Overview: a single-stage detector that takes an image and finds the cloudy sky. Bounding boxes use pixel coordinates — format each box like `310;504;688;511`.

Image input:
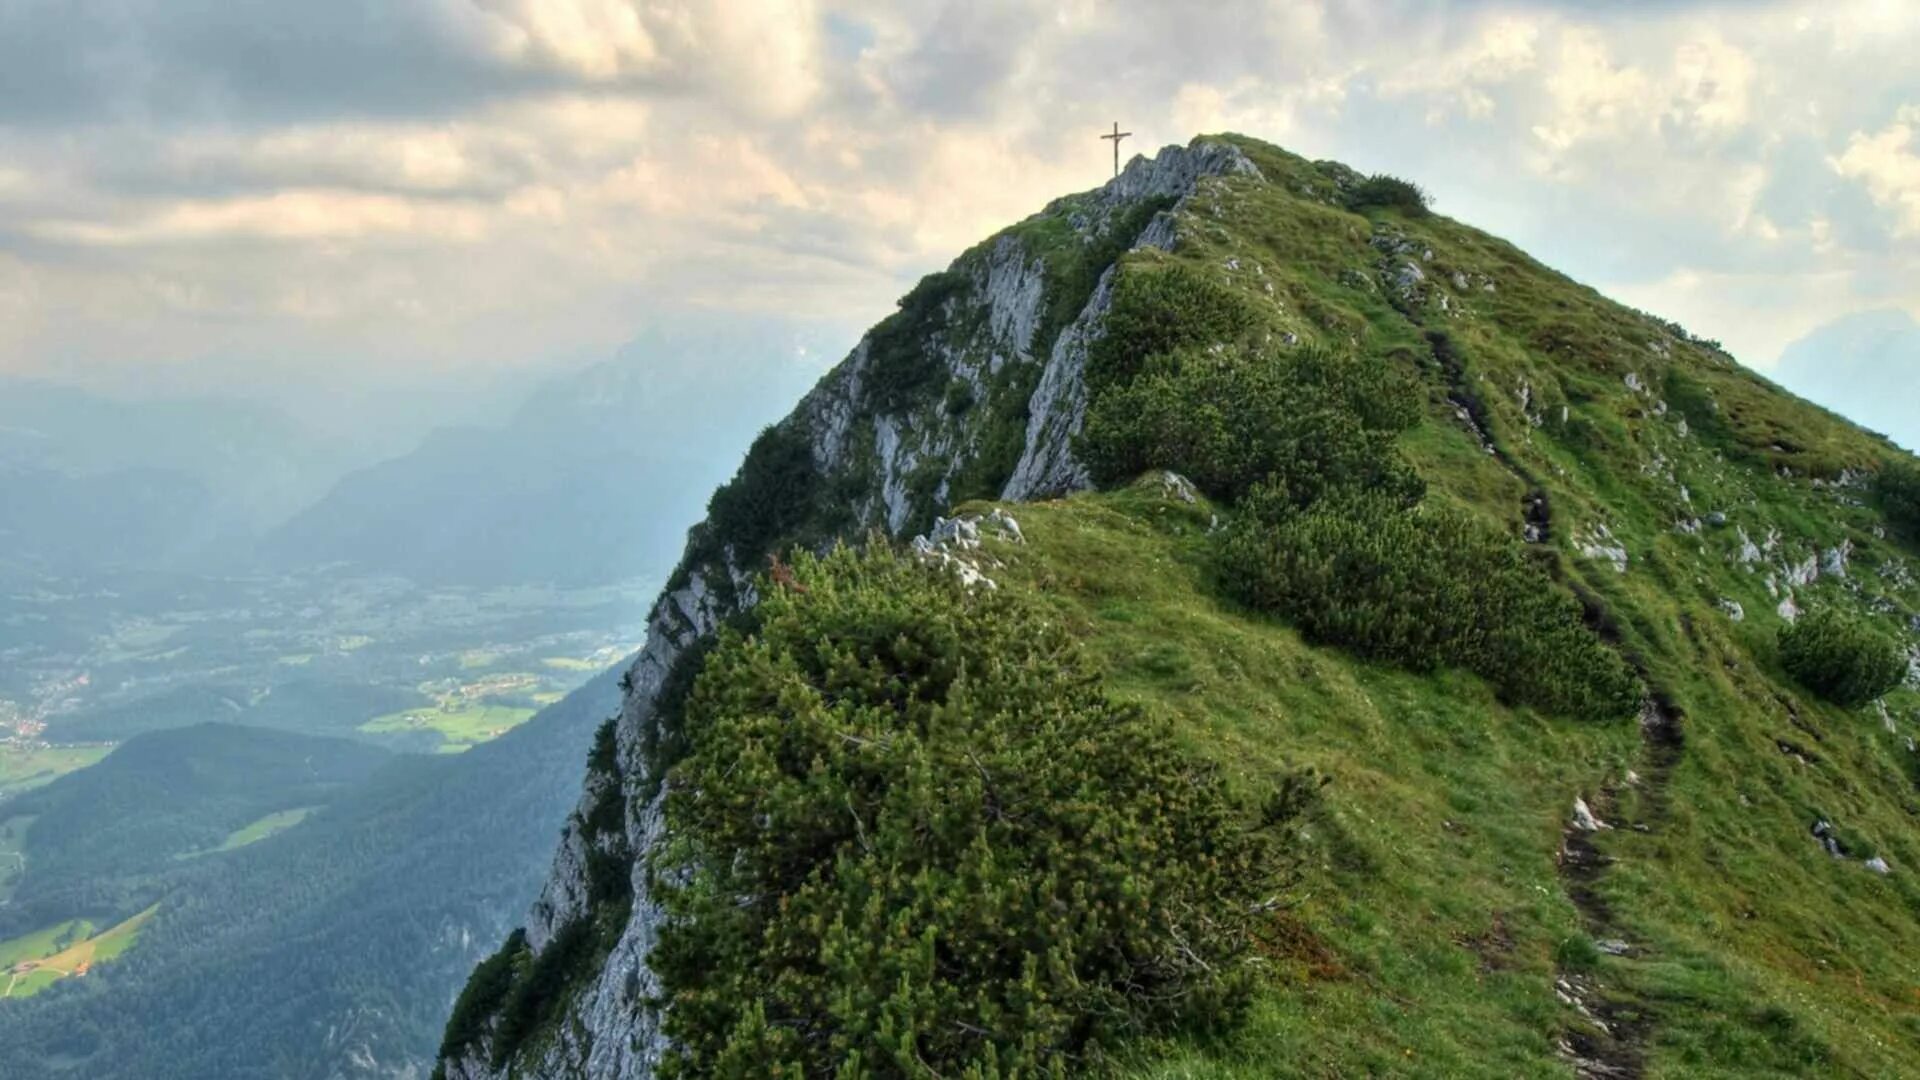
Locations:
2;0;1917;424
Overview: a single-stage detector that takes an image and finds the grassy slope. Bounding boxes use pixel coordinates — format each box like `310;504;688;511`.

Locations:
940;136;1920;1077
211;807;316;853
0;747;111;803
361;703;536;752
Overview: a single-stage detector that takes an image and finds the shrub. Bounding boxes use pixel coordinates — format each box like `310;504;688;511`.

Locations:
649;545;1302;1078
1080;342;1426;506
1875;459;1920;541
1026;195;1176;358
1216;489;1642;721
1343;174;1431;215
1081;258;1635;722
1779;607;1906;708
437;929;526;1066
866;270;967;413
1086;262;1258;397
490;917;598;1067
693;422;819;570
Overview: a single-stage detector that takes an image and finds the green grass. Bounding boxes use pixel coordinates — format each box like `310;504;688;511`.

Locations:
948;485;1635;1076
0;745;110;802
361;704;535;752
939;460;1920;1075
0;919;94;971
212;807;317;853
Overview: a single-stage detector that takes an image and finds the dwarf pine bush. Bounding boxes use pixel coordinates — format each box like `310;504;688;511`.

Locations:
1216;489;1642;722
1876;459;1920;542
1079;258;1639;722
1343;174;1431;215
648;545;1303;1078
1779;607;1906;708
1081;342;1425;506
1085;262;1259;398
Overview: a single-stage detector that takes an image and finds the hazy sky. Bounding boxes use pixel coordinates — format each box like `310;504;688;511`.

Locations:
2;0;1917;409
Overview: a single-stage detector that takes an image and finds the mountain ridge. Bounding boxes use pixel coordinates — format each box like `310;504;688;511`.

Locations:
439;134;1920;1078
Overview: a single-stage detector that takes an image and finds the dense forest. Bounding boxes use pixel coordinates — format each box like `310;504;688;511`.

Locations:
0;724;391;937
0;664;624;1079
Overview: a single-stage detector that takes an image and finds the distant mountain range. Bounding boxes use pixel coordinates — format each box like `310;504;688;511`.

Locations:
0;378;346;573
263;323;827;585
5;323;833;586
1773;307;1920;452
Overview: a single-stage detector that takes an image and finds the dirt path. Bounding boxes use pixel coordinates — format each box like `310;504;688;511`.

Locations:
1410;315;1691;1078
1554;694;1683;1078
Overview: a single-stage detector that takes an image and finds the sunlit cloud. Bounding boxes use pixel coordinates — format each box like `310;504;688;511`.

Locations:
0;0;1914;403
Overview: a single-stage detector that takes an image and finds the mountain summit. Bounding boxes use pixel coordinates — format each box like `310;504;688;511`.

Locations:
438;135;1920;1079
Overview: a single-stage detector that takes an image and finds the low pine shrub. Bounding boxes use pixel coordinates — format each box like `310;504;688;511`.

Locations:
1216;489;1642;722
649;545;1303;1078
1081;258;1636;722
1343;174;1431;215
1085;261;1258;397
1875;459;1920;542
1779;606;1906;708
1080;343;1425;506
437;929;526;1065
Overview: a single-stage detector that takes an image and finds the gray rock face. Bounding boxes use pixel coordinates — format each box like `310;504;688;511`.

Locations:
445;139;1258;1080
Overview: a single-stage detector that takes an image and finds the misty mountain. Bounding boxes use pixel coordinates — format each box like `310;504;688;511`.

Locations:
1772;308;1920;452
0;466;218;573
0;378;362;572
264;323;831;586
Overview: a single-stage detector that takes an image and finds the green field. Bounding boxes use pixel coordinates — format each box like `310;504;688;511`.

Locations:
213;807;317;853
0;919;93;971
360;704;535;752
1;905;158;999
0;745;111;802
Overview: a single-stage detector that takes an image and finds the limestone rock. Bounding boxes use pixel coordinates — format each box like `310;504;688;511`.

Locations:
1571;797;1610;832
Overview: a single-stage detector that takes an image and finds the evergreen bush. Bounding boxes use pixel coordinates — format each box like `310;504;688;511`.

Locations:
1779;607;1906;708
1215;489;1642;722
649;545;1303;1078
1085;262;1258;398
1078;257;1635;723
1343;175;1431;215
1080;343;1425;506
1875;459;1920;541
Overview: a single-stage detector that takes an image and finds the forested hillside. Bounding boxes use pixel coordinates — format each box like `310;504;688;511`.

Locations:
0;662;627;1078
442;136;1920;1079
0;724;390;938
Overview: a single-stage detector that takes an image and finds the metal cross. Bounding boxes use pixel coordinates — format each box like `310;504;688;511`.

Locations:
1100;121;1132;178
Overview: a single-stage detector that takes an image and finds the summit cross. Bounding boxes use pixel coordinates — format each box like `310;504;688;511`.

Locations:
1101;121;1131;178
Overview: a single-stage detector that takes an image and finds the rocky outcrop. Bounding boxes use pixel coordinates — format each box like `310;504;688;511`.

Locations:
441;138;1260;1080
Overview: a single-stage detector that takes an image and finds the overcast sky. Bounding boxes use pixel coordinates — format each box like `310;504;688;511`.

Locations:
1;0;1916;417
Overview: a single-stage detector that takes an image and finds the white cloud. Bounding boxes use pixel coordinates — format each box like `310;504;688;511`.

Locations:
466;0;825;116
1832;105;1920;235
0;0;1916;405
